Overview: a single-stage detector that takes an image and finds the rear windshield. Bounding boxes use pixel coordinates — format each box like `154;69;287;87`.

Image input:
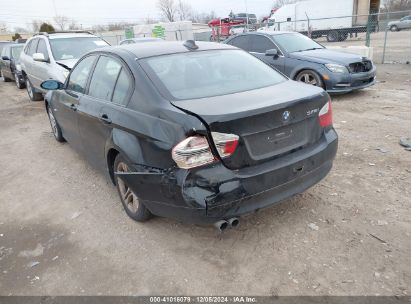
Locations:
49;37;108;61
143;49;286;100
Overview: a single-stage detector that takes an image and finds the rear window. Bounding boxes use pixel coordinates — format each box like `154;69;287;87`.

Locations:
49;37;109;61
143;49;286;100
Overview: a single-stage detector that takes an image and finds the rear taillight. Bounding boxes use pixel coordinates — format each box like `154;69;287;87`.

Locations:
172;132;239;169
319;100;332;127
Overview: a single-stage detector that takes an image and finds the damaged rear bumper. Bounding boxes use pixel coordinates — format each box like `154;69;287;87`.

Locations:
117;129;338;225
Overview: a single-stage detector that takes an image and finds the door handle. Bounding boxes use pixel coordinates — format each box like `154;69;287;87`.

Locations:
99;114;112;124
69;104;77;111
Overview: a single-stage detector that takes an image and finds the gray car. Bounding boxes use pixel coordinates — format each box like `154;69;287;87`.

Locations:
20;31;109;101
387;15;411;31
224;31;376;93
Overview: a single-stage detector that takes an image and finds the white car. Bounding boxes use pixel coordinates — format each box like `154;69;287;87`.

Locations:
20;31;109;101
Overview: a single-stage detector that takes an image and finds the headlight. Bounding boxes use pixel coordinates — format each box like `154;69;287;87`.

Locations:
325;63;348;73
62;70;70;79
15;64;22;71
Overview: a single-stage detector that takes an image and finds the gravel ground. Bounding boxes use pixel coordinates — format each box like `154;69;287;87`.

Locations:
0;64;410;296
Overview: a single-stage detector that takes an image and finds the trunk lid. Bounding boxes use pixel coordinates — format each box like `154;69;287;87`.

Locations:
171;80;329;169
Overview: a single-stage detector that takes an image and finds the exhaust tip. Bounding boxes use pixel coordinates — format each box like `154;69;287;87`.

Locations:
228;217;240;228
214;220;228;231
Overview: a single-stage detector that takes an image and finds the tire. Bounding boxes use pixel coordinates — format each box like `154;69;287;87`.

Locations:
15;72;24;89
25;77;43;101
295;70;324;88
390;25;399;32
338;32;348;41
326;30;339;42
46;104;65;142
114;154;152;222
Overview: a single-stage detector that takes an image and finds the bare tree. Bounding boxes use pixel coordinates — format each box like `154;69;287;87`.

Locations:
13;26;29;33
382;0;411;11
272;0;299;8
68;19;81;30
54;15;70;30
177;0;192;21
0;21;7;32
157;0;177;22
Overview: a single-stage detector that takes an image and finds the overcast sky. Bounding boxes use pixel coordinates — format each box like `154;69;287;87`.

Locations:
1;0;275;30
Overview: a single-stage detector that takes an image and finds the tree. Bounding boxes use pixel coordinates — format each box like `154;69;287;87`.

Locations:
68;19;81;30
54;15;70;30
30;20;43;32
0;21;7;32
177;0;192;21
272;0;299;8
12;33;22;41
382;0;411;11
157;0;177;22
39;23;55;33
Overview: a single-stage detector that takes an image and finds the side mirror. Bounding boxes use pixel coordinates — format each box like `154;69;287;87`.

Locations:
1;56;10;61
266;49;279;57
33;53;48;62
41;80;64;90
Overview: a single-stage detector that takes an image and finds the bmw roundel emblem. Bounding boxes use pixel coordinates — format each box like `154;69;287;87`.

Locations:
282;110;291;122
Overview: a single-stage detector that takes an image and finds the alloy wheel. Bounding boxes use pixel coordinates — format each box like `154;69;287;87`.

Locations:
116;162;140;213
15;73;20;88
296;73;318;86
26;79;34;99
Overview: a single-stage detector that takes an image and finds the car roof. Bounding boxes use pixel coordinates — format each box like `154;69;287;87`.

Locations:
108;41;236;59
32;32;101;40
10;44;23;48
246;31;299;36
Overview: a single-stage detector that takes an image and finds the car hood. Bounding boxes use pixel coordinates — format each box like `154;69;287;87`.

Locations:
289;48;364;65
55;58;79;70
387;20;400;25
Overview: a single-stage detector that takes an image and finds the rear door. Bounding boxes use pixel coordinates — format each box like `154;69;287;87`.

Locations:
53;55;97;152
249;35;286;73
77;54;132;169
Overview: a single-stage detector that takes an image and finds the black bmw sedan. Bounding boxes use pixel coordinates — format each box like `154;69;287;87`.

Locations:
41;41;338;229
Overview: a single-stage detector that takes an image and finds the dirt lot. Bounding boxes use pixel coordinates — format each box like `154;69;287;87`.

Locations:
0;64;410;296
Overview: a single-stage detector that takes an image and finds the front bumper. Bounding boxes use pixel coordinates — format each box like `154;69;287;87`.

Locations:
322;66;377;93
117;129;338;225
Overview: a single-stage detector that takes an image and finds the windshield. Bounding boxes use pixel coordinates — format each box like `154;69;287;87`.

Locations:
11;45;23;59
49;37;108;61
144;49;286;100
273;33;324;53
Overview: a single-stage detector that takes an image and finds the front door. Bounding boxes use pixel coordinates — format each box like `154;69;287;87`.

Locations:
249;35;286;73
53;55;98;152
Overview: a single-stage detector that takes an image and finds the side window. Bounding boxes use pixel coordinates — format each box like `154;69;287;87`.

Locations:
112;68;132;105
88;56;122;101
36;39;49;60
250;36;276;53
1;46;8;57
24;41;31;54
228;36;250;51
28;39;39;56
67;55;96;94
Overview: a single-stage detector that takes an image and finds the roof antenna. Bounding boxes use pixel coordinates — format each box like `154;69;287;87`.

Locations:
183;40;198;50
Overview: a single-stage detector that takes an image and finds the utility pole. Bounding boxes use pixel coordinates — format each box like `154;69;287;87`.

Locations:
244;0;249;30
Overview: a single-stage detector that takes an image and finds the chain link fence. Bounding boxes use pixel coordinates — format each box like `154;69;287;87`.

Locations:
207;10;411;64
